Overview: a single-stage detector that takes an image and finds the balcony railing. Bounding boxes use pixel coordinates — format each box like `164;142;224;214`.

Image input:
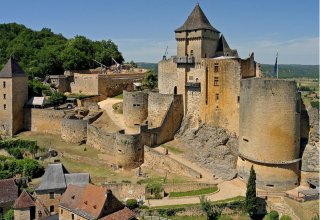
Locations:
185;82;201;88
176;56;195;64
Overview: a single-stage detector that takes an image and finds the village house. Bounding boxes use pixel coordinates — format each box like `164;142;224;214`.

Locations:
35;163;90;218
13;191;36;220
59;184;136;220
0;178;19;218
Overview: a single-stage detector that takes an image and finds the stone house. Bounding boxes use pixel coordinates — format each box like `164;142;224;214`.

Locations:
35;163;90;218
0;178;19;218
59;184;136;220
13;191;36;220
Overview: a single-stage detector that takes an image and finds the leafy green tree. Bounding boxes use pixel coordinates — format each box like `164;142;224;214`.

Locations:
142;70;158;89
126;199;138;210
245;165;257;218
280;215;292;220
3;208;14;220
23;159;44;178
48;92;66;106
200;196;220;220
94;40;124;67
28;79;51;97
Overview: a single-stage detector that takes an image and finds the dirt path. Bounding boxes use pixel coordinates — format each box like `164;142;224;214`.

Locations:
98;98;137;134
147;178;246;207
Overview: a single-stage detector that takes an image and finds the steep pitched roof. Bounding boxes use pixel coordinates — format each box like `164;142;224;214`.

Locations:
216;35;231;52
175;3;219;33
59;185;86;211
65;173;90;187
13;191;35;209
60;184;128;220
36;163;69;191
0;179;19;204
0;57;26;78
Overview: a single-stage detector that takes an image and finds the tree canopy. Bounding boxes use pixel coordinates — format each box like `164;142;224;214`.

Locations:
0;23;124;78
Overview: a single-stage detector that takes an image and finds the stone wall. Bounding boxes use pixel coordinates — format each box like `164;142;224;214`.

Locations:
14;208;31;220
114;130;144;170
102;183;146;200
144;147;201;178
237;78;301;191
24;108;65;134
35;189;64;216
158;58;178;94
123;91;148;127
86;124;115;154
0;78;13;137
61;118;87;144
70;73;99;95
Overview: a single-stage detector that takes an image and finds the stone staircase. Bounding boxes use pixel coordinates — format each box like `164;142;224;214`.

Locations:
267;197;300;220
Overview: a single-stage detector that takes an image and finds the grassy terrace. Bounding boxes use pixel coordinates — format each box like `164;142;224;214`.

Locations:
161;144;184;154
169;187;218;198
113;93;123;99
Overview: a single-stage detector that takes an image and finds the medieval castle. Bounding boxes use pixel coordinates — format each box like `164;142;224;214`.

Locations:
0;3;318;196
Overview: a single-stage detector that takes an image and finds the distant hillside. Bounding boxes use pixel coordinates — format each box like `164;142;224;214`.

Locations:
260;64;319;79
137;62;319;79
137;62;158;74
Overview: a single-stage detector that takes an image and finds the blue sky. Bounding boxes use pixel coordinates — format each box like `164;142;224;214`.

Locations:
1;0;319;64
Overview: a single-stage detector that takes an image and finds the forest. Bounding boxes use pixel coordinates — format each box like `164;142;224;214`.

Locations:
0;23;124;78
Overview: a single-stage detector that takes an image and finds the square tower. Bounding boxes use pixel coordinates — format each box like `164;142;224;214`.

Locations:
0;58;28;137
175;3;220;63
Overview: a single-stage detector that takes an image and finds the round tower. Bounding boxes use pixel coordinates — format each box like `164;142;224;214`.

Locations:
237;78;301;191
114;130;144;170
123;91;148;127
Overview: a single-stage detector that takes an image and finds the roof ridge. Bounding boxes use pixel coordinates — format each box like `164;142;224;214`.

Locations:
0;57;26;78
175;4;219;33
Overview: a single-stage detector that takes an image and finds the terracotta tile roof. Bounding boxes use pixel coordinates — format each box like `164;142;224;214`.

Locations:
13;191;35;209
60;184;127;219
78;184;108;218
100;207;136;220
175;3;219;33
59;185;85;211
0;57;26;78
0;178;19;203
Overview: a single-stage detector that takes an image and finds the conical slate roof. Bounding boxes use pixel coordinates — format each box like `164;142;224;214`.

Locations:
216;35;231;52
13;191;35;209
175;3;219;33
0;57;25;78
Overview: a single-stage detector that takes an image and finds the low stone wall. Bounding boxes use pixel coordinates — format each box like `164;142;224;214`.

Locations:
144;147;201;178
163;183;217;194
61;118;87;144
86;124;115;154
77;95;102;107
103;183;146;200
24;108;65;134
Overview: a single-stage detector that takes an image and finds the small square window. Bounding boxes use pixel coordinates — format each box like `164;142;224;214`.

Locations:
214;77;219;86
49;192;54;199
3;104;6;110
215;94;219;101
214;63;219;72
3;94;6;100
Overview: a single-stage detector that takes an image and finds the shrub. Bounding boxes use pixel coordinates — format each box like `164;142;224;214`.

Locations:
48;91;66;105
3;208;14;220
268;210;279;220
166;208;176;216
280;215;292;220
311;101;319;109
157;209;166;216
8;148;23;159
126;199;138;210
146;182;163;199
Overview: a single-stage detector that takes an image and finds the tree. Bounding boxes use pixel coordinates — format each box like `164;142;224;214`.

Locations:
200;196;220;220
3;208;14;220
48;92;66;106
126;199;138;210
268;210;279;220
142;70;158;89
280;215;292;220
245;165;257;218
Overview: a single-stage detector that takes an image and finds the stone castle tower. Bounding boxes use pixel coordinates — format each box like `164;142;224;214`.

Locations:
0;58;28;137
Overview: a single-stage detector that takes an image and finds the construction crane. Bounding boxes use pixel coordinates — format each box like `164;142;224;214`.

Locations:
163;46;168;60
93;59;107;74
112;57;121;73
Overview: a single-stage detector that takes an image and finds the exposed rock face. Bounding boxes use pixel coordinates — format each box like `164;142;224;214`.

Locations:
176;116;239;180
301;107;319;172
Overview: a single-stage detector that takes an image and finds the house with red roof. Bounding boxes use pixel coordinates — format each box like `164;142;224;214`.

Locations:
59;184;136;220
0;178;19;218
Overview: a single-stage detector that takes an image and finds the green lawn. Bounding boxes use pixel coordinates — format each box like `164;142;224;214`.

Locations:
162;144;184;154
113;93;123;99
169;187;218;198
